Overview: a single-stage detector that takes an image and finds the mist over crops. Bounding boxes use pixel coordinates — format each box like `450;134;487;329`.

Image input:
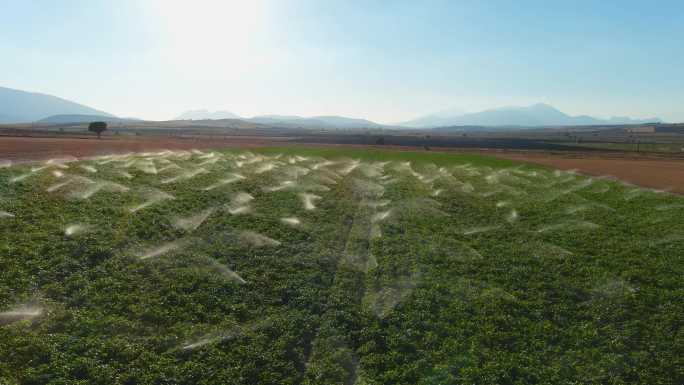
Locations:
1;148;683;384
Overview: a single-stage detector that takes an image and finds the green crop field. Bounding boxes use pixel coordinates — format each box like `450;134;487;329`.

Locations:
1;147;682;384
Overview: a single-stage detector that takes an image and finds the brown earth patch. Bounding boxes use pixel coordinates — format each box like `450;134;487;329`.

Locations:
2;135;683;195
0;135;286;162
491;151;684;194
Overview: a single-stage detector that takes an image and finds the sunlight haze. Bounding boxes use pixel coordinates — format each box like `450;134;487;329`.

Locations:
1;0;682;123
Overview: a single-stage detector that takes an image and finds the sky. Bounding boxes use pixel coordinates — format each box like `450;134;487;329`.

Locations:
1;0;683;123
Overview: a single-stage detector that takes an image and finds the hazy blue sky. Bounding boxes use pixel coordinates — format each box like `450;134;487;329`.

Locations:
1;0;682;123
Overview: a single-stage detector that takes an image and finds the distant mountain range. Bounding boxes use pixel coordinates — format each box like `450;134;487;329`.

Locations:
401;103;662;128
0;86;114;123
38;114;140;124
175;109;240;120
180;104;662;130
0;85;665;129
176;110;382;129
249;115;381;129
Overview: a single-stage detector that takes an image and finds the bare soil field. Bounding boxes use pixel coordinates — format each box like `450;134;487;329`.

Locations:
2;135;683;194
492;151;684;194
0;135;286;162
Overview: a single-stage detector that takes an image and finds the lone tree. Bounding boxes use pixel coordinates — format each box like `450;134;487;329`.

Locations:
88;121;107;139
